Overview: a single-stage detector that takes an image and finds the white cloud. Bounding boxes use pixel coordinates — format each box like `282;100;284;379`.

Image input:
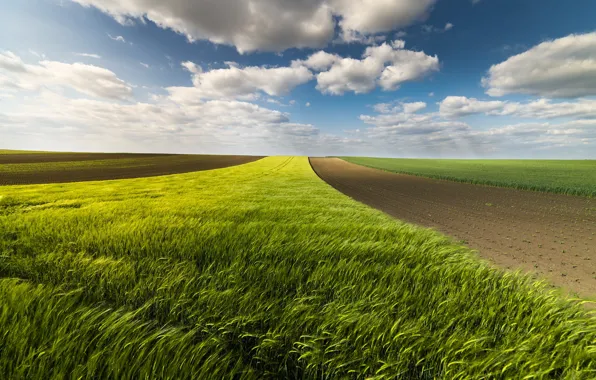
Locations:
364;101;432;127
336;30;387;45
181;61;201;74
69;0;437;53
440;96;505;117
223;61;239;68
314;40;439;95
498;98;596;119
75;53;102;59
176;61;314;99
108;34;126;43
373;101;427;115
440;96;596;119
296;51;341;71
479;120;596;148
28;50;46;59
483;32;596;98
403;101;427;114
422;22;454;34
140;62;150;68
0;51;132;100
361;102;472;154
306;102;311;107
0;51;28;73
78;0;335;53
357;97;596;157
0;87;326;154
330;0;436;35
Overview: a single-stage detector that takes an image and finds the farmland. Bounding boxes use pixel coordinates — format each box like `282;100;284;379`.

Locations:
0;151;263;185
1;156;595;378
311;158;596;298
342;157;596;197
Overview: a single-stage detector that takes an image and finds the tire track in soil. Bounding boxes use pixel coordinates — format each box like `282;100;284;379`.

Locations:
310;157;596;299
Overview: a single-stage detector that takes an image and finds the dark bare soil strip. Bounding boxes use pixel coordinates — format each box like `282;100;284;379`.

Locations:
1;155;264;185
0;152;171;164
310;157;596;298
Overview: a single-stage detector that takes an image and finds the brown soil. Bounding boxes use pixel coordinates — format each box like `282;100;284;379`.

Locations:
310;157;596;299
1;155;264;185
0;152;171;164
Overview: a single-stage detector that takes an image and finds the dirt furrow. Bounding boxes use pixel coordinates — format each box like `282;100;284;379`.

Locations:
310;157;596;298
1;155;265;185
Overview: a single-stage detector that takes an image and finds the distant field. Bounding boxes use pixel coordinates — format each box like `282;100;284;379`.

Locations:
0;152;169;164
0;151;263;184
342;157;596;197
0;149;59;154
1;156;594;378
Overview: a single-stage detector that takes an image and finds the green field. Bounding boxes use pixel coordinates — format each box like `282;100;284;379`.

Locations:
0;149;58;154
1;157;595;378
342;157;596;197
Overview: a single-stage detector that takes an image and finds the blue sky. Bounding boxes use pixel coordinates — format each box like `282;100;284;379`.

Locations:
1;0;596;157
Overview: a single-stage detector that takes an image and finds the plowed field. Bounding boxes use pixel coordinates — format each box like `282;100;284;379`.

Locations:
0;153;263;185
310;157;596;298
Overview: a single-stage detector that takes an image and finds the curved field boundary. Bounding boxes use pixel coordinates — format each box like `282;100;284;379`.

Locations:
0;152;173;164
342;156;596;197
1;156;596;378
0;154;264;185
310;157;596;299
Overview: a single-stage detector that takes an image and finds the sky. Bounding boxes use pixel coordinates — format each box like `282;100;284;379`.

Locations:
1;0;596;158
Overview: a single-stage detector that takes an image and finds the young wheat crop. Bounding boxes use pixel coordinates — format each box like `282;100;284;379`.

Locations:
0;157;594;378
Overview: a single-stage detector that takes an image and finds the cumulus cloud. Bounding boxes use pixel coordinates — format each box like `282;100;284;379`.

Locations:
0;51;132;100
296;51;342;71
440;96;505;117
480;120;596;150
330;0;436;35
313;40;439;95
363;101;434;128
69;0;437;53
373;101;426;114
0;86;327;155
402;101;428;114
176;61;314;99
336;31;387;45
483;32;596;98
498;98;596;119
360;101;474;156
358;97;596;157
440;96;596;119
0;55;327;154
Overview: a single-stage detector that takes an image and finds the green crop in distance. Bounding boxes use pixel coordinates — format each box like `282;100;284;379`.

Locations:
342;157;596;197
0;157;595;378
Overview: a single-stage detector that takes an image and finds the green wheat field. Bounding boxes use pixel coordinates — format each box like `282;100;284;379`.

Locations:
1;157;595;378
343;157;596;197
